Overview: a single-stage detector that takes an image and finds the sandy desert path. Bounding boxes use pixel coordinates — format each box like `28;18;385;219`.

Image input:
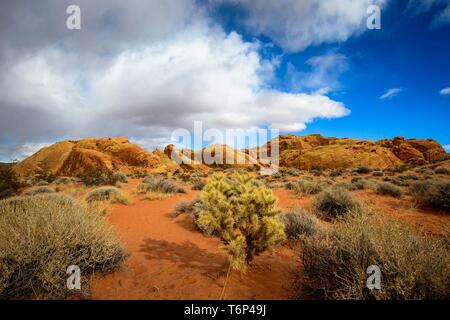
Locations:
89;180;302;300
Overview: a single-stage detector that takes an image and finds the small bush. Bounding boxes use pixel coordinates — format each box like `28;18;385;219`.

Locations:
110;172;128;184
312;188;362;220
375;182;402;198
294;180;323;195
143;192;172;201
435;167;449;175
86;187;130;205
139;176;185;194
78;169;110;186
372;171;384;177
330;168;343;177
311;168;322;177
351;178;370;190
281;209;320;240
352;167;371;174
410;180;450;212
54;177;78;185
334;183;358;191
0;166;22;199
286;168;301;176
191;180;206;191
0;194;124;299
300;211;449;299
25;186;55;196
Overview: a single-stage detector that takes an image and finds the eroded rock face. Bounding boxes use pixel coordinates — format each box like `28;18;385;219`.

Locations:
275;135;448;170
13;134;449;176
14;137;165;176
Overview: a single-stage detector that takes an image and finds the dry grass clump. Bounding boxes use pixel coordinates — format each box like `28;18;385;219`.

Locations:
312;188;362;220
374;182;403;198
329;168;343;177
293;180;324;195
191;180;206;191
410;180;450;212
172;197;202;218
110;172;128;184
281;208;320;240
300;211;449;299
372;171;384;177
352;167;371;174
86;187;131;205
435;167;449;175
54;177;79;185
138;176;186;194
0;165;22;199
350;177;371;190
25;186;55;196
0;194;124;299
143;192;173;201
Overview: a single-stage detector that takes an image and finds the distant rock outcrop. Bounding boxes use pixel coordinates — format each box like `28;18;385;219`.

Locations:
13;134;449;176
274;134;448;170
14;137;165;176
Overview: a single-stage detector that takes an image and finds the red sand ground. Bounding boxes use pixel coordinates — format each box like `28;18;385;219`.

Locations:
90;182;301;300
90;181;449;300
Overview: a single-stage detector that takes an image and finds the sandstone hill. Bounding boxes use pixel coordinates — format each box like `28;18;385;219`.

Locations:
13;137;167;177
13;135;448;177
269;134;448;170
164;144;263;171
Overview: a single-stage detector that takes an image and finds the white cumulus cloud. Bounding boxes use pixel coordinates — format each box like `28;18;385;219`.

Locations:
0;0;351;160
210;0;387;52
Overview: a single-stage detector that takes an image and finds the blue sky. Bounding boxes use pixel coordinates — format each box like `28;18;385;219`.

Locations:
0;0;449;161
212;0;450;146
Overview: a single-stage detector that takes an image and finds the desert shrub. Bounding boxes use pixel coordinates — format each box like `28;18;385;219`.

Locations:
0;194;124;299
372;171;384;177
139;176;185;194
191;180;206;191
196;173;285;270
172;200;193;217
410;180;450;212
300;211;449;299
435;167;449;175
86;187;130;205
281;209;320;240
143;192;172;201
78;168;110;186
330;168;343;177
398;174;419;181
0;166;22;199
172;196;202;216
312;188;362;220
351;178;370;190
54;176;78;185
374;182;402;198
311;168;322;177
334;182;358;191
391;177;411;187
36;172;56;184
294;180;323;195
352;167;371;174
387;165;408;174
284;181;297;190
110;172;128;184
286;167;301;176
25;186;55;196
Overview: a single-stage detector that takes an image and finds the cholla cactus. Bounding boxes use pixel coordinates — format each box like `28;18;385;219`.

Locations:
198;173;285;271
